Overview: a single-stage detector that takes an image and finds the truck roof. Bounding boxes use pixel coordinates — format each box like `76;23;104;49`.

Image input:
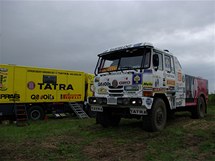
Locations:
0;64;84;73
98;42;173;57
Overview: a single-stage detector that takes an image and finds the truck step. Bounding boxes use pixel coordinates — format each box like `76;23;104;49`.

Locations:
68;103;89;119
15;104;29;126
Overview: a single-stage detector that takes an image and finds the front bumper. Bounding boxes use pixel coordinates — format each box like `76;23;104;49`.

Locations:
88;96;153;116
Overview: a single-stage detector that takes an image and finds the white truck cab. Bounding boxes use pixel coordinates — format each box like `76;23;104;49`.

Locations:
88;42;208;131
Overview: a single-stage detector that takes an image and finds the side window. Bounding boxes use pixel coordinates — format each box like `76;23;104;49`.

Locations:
157;53;163;70
165;55;175;73
170;56;175;74
153;50;163;70
165;55;171;72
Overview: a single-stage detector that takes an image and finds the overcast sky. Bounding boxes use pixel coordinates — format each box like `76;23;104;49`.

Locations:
0;0;215;92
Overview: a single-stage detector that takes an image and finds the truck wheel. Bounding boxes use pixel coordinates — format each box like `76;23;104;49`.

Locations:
191;97;206;119
110;115;121;127
143;98;167;132
96;111;110;128
28;106;45;121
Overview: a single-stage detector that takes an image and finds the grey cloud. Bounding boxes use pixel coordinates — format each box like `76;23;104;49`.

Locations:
0;1;215;92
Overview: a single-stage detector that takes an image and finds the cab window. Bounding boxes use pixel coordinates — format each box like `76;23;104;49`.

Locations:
165;55;175;73
153;50;163;71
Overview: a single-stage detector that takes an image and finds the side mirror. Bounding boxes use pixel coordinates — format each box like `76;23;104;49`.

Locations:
153;54;159;71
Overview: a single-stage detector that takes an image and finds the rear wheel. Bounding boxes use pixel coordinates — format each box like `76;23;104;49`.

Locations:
28;106;45;121
143;98;167;132
191;96;206;119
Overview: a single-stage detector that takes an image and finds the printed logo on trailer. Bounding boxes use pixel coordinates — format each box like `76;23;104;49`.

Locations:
0;94;20;101
37;83;74;90
60;94;81;99
0;68;8;91
31;94;54;100
27;81;36;90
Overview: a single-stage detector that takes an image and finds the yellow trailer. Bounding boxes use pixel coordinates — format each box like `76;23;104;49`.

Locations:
0;64;94;120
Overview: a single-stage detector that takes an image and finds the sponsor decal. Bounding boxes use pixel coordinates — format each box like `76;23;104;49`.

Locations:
132;74;142;84
146;98;152;106
27;70;81;76
178;94;184;99
95;77;100;82
143;87;152;91
27;81;35;90
178;72;182;82
168;86;175;91
60;94;81;99
153;88;166;93
144;69;152;74
38;83;74;90
112;80;118;88
98;82;111;86
0;68;8;72
177;86;185;92
167;80;176;86
0;94;20;101
119;80;131;85
166;73;175;79
142;82;153;87
176;99;183;106
97;87;107;94
155;78;159;87
31;94;54;100
0;68;8;91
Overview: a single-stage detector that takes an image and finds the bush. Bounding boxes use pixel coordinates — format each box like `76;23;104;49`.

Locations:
208;94;215;105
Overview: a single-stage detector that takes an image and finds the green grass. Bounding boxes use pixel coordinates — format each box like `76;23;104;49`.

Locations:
0;106;215;161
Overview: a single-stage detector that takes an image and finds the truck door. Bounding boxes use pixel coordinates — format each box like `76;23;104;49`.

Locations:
152;50;165;92
164;54;176;108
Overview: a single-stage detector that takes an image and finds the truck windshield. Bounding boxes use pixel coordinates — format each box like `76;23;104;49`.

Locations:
97;48;151;73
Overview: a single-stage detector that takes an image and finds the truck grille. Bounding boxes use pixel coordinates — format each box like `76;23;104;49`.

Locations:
108;86;124;97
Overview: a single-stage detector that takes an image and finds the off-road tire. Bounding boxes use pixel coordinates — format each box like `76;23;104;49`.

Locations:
191;96;206;119
110;115;121;127
143;98;167;132
96;111;110;127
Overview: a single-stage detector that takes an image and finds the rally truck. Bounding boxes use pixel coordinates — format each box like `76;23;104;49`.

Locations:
88;42;208;131
0;64;94;120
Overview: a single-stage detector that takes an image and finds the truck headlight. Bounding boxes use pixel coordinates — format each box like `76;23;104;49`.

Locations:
89;97;97;104
124;85;139;91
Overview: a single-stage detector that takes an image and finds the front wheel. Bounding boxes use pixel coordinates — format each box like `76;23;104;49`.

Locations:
96;111;121;127
96;111;110;127
143;98;167;132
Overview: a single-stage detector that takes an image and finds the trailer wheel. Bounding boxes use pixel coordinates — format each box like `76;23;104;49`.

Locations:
28;106;45;121
191;96;206;119
143;98;167;132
